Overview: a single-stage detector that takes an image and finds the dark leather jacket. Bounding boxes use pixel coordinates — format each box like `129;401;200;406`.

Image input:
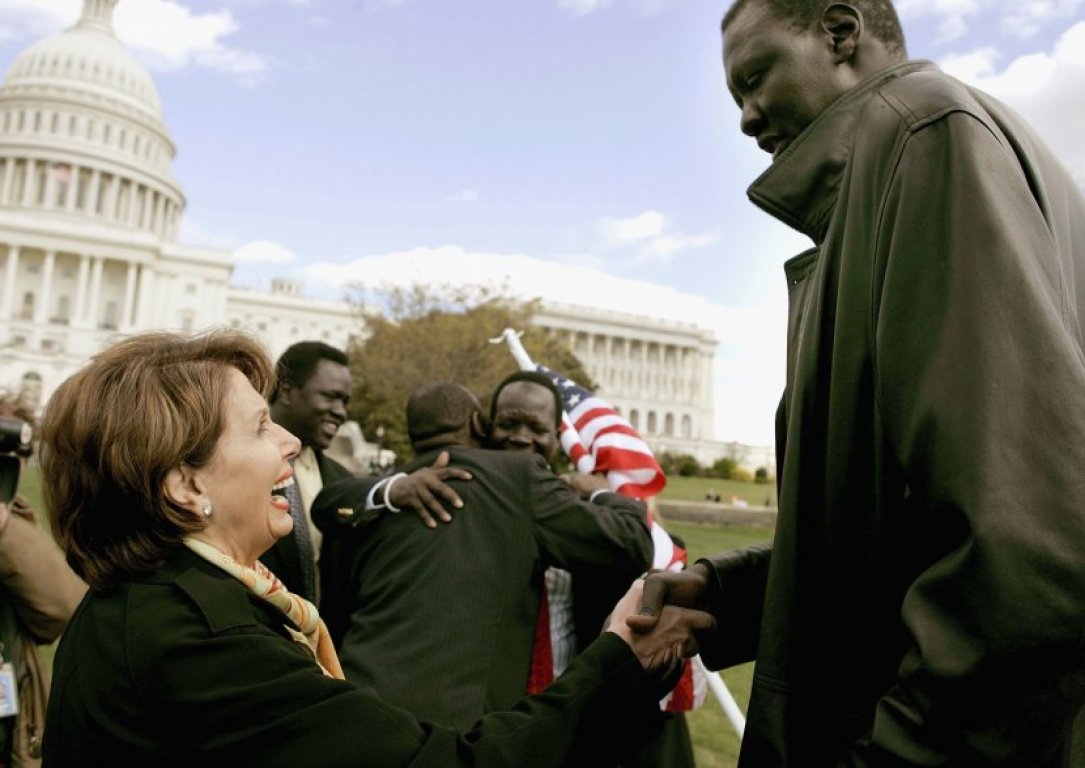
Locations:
700;61;1085;766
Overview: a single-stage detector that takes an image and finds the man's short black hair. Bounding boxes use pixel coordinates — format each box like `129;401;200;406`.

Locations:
271;341;349;403
722;0;907;59
489;371;563;430
407;383;482;446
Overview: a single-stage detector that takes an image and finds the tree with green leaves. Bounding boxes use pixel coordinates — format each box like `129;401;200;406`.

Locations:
347;283;593;463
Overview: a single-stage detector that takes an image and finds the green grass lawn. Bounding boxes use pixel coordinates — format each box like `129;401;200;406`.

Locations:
660;475;777;508
20;465;772;767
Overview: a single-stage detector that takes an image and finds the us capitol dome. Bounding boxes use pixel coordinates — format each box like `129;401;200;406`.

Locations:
0;0;357;411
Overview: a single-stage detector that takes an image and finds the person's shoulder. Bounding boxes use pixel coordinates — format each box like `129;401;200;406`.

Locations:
472;446;552;477
132;553;261;638
316;450;354;482
875;64;989;130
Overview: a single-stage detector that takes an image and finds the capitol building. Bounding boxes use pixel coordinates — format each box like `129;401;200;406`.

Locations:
0;0;772;473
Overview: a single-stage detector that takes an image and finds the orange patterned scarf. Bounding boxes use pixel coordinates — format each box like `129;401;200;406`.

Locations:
183;538;344;679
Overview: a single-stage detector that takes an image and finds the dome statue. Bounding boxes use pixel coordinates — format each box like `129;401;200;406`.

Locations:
0;0;185;239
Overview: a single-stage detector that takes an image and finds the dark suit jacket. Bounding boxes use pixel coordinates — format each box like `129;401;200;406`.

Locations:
260;449;351;604
44;546;663;766
311;446;653;732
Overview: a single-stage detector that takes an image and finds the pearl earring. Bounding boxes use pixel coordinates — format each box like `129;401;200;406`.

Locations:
201;501;213;517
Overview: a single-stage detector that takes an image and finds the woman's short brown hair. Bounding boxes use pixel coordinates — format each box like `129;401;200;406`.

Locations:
41;329;275;589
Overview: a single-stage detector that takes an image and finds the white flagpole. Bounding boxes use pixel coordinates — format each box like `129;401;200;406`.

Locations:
695;655;746;737
488;327;535;371
490;327;746;740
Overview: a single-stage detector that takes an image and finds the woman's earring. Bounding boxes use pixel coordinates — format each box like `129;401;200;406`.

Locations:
201;501;213;517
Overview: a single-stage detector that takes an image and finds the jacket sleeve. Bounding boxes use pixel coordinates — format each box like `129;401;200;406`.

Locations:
696;542;771;670
525;455;652;582
850;107;1085;764
0;505;86;642
129;587;662;767
310;475;383;646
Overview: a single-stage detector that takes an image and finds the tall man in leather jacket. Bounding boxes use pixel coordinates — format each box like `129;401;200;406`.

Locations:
633;0;1085;764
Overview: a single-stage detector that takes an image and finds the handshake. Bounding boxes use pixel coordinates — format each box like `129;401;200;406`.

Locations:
604;567;715;684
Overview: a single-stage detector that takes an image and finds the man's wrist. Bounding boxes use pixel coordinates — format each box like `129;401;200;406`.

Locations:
364;473;407;513
381;473;408;513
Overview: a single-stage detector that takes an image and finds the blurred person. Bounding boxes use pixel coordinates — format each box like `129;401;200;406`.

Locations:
312;382;655;734
489;371;695;768
631;0;1085;764
0;401;86;768
40;329;714;766
264;341;354;604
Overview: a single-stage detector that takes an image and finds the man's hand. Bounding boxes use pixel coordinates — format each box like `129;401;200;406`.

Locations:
387;451;472;529
606;580;716;675
561;472;610;499
625;563;712;633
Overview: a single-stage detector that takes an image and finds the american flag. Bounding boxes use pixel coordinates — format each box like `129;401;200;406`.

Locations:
537;365;667;499
535;365;704;710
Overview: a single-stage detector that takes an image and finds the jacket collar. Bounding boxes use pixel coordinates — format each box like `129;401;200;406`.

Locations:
747;60;934;243
143;545;297;633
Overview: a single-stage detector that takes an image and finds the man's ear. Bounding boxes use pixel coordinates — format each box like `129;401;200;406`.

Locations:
820;3;862;63
163;464;205;513
275;382;295;407
469;411;490;442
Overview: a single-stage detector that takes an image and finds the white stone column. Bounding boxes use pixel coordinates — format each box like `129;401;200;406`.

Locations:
134;265;156;328
128;185;141;227
2;245;20;318
105;175;119;220
0;158;13;205
88;256;104;328
42;163;57;208
85;169;101;215
20;159;36;206
121;261;137;329
35;250;55;324
64;164;79;211
154;193;166;235
73;253;89;325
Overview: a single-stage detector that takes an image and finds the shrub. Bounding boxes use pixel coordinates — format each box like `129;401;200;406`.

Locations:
675;454;701;477
712;456;738;479
730;467;753;483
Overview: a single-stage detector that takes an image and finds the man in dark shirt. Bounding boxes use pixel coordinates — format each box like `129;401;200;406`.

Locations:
313;382;653;731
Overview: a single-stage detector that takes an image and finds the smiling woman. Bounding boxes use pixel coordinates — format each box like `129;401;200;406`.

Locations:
36;328;716;767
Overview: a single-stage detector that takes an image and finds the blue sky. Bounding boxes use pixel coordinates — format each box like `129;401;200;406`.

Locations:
1;0;1082;445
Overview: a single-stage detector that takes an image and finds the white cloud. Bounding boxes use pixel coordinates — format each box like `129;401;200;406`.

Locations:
597;210;719;264
558;0;612;18
599;210;665;244
298;244;786;444
942;20;1085;184
636;231;721;263
1001;0;1084;39
0;0;269;83
896;0;986;41
897;0;1083;41
233;239;299;264
444;188;480;204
